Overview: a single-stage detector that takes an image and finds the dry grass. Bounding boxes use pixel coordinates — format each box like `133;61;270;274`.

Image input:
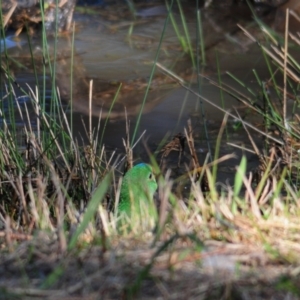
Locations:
1;116;300;298
1;7;300;300
1;199;300;299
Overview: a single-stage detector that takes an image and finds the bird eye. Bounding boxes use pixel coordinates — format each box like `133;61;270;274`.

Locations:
149;173;153;179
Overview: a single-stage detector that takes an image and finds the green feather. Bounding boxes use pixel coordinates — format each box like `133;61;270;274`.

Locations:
118;163;158;219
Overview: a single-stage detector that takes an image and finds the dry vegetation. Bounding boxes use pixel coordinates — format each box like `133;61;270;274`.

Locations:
1;3;300;300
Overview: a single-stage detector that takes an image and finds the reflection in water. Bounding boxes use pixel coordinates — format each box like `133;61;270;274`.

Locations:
55;52;181;120
0;36;23;52
1;1;297;156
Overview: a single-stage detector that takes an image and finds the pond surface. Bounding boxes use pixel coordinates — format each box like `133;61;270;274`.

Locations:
2;0;300;184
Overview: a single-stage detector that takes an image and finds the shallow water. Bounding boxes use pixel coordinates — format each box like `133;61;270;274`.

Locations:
1;1;300;185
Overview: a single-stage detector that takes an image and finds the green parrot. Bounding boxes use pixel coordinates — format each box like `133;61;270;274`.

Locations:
118;163;158;221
